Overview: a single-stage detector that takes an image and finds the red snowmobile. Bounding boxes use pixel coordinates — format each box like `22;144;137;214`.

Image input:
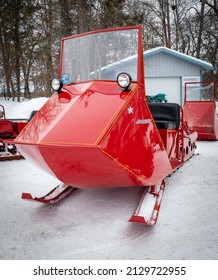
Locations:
0;104;29;160
14;26;198;225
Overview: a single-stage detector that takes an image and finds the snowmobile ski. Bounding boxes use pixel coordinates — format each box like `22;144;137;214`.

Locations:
129;180;165;226
21;183;76;203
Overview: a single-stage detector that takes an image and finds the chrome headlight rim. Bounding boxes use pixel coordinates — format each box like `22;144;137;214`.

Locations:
51;78;63;93
116;72;132;91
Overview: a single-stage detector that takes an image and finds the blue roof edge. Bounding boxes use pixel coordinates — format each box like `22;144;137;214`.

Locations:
144;47;214;71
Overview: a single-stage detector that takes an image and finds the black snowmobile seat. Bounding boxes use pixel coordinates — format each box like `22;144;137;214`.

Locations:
148;102;180;129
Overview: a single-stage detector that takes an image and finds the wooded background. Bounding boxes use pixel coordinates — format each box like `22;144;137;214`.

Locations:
0;0;217;100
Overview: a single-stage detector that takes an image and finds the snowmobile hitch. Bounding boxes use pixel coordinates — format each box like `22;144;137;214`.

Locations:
129;180;165;226
21;183;76;204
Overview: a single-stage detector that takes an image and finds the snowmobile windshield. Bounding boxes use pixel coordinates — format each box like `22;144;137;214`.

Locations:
61;27;139;84
185;82;216;102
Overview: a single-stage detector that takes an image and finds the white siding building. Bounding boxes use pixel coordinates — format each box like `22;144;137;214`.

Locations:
144;47;214;105
101;46;214;105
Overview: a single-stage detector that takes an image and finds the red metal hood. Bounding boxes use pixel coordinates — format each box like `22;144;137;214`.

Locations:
15;81;134;145
14;80;172;188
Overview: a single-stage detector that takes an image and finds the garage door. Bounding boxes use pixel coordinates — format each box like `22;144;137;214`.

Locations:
145;77;181;104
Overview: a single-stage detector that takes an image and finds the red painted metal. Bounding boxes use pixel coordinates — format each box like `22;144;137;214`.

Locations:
129;180;165;225
22;183;76;203
183;81;218;140
15;81;172;188
0;104;28;160
13;26;198;225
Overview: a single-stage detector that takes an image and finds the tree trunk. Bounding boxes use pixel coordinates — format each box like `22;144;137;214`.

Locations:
166;0;171;48
45;0;53;96
0;23;12;100
14;0;21;102
59;0;73;36
196;0;206;58
77;0;90;33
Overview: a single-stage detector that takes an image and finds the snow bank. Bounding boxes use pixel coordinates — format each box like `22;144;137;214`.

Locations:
0;98;48;119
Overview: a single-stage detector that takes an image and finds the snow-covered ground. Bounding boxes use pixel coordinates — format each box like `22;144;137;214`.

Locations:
1;97;48;119
0;99;218;260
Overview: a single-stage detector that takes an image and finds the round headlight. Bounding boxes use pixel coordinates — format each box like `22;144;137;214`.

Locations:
51;78;63;93
117;73;132;91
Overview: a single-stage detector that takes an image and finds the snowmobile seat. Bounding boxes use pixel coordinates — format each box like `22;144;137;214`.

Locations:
148;103;180;129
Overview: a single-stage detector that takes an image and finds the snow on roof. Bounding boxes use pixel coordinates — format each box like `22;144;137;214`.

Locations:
102;46;214;73
144;47;214;70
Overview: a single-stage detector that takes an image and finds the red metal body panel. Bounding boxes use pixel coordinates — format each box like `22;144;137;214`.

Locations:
16;81;133;145
184;101;218;140
0;104;28;138
0;104;28;160
15;80;172;188
0;120;15;137
183;81;218;140
158;129;177;157
129;180;165;225
13;122;27;135
0;105;15;137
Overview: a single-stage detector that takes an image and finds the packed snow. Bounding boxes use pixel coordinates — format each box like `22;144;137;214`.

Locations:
0;98;218;260
136;189;157;220
3;97;48;119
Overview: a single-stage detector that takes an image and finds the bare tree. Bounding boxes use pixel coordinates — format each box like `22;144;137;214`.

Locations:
0;0;217;98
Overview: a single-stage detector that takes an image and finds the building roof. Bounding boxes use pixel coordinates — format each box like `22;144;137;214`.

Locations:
144;47;214;71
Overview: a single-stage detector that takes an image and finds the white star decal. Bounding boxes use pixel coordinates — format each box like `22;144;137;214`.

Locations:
128;106;134;114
